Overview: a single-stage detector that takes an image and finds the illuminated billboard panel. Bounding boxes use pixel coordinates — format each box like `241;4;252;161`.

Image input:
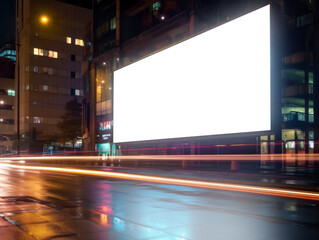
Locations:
114;5;271;143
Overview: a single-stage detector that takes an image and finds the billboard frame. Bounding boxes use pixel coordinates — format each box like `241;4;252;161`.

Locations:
112;3;282;146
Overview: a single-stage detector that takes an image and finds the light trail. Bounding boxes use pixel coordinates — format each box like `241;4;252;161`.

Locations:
2;153;319;162
1;163;319;201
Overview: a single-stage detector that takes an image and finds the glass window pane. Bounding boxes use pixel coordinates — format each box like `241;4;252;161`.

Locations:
34;48;39;55
75;39;84;46
66;37;72;44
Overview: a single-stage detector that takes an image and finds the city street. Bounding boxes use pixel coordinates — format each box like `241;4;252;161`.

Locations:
0;165;318;240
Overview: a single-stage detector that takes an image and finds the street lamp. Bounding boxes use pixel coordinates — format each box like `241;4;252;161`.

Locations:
40;15;49;25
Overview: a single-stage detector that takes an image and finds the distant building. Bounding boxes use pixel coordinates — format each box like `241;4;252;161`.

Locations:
86;0;319;156
0;57;15;154
16;0;92;152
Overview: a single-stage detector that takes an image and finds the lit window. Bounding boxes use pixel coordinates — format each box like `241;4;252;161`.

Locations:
7;90;15;96
43;85;48;91
75;39;84;46
66;37;72;44
110;17;116;30
153;1;161;11
71;89;81;96
33;117;42;123
48;50;58;58
34;48;44;56
34;48;39;55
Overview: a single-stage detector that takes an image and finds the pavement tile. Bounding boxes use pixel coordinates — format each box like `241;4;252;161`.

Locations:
21;222;75;240
161;216;279;240
160;224;229;240
61;207;99;220
111;220;168;240
0;225;34;240
110;203;170;219
35;209;75;222
0;203;49;213
77;230;135;240
55;219;107;234
5;211;48;225
87;213;113;228
147;236;188;240
116;210;187;230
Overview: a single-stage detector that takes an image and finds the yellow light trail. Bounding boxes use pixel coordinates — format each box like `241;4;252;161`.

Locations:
1;163;319;201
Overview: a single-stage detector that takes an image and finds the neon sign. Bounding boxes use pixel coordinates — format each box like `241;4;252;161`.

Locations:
100;121;112;131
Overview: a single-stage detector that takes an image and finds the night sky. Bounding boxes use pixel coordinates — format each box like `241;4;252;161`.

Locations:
0;0;16;46
0;0;91;47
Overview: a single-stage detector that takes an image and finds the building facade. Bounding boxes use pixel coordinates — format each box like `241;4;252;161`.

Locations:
0;57;15;154
16;0;92;152
87;0;319;155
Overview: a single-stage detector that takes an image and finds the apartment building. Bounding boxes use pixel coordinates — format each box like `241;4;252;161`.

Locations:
16;0;92;152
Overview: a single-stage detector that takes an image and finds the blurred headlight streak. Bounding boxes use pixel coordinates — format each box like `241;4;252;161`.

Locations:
1;163;319;201
0;154;314;165
2;153;319;162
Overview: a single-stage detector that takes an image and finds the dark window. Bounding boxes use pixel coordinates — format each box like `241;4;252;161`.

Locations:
71;71;75;78
0;104;14;110
110;16;116;30
0;119;14;124
71;54;76;61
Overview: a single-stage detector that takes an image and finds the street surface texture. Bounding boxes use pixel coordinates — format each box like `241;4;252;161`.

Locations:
0;166;318;240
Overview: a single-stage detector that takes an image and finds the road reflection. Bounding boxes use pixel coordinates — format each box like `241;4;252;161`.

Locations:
1;163;319;201
0;167;318;239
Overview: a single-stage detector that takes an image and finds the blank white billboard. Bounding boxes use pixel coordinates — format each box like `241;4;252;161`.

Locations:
114;5;271;143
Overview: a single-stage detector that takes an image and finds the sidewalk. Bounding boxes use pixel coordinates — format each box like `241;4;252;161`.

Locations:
0;196;133;240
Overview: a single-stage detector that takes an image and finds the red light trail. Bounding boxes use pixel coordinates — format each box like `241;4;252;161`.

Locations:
2;153;319;162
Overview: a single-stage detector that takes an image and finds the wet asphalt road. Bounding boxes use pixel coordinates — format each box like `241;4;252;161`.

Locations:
0;166;319;240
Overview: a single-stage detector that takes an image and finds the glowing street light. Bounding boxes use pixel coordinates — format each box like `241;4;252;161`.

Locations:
40;16;49;25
